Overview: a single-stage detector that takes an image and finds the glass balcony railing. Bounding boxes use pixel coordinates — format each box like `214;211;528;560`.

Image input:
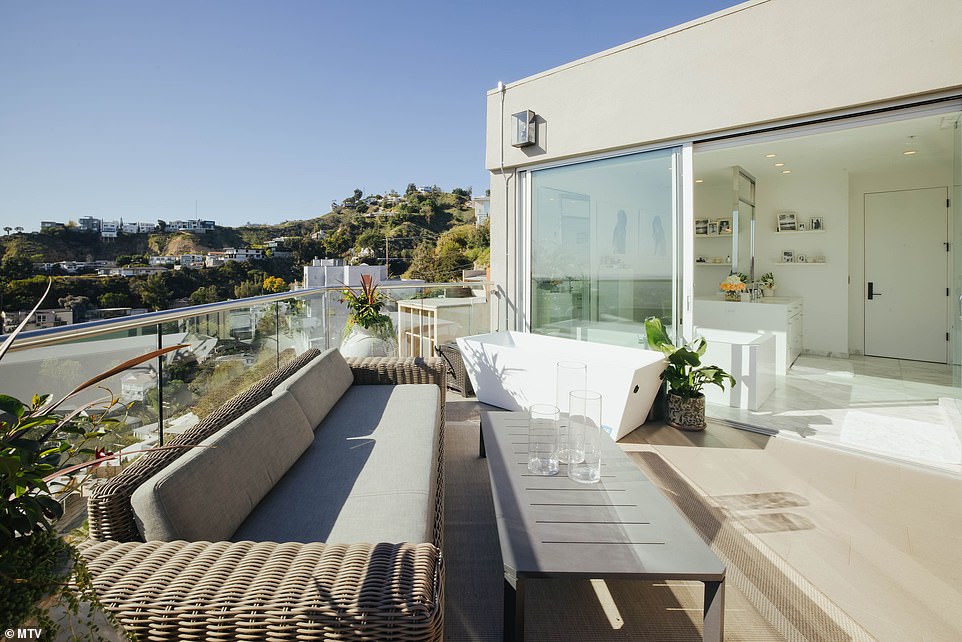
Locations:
1;282;492;461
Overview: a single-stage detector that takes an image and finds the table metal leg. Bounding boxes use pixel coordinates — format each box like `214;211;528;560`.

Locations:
504;577;525;642
479;421;486;458
703;579;725;642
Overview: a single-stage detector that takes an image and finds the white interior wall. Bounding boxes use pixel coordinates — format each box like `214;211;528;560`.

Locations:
693;168;851;355
848;165;954;355
755;169;850;356
693;181;732;297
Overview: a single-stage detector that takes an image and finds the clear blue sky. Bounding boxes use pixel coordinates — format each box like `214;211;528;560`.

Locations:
0;0;738;232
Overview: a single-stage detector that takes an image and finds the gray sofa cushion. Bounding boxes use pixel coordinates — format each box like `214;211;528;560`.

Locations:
131;391;314;542
232;383;440;544
273;348;354;428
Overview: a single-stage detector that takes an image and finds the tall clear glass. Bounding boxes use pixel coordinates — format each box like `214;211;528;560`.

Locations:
556;360;587;463
567;391;603;484
527;403;560;476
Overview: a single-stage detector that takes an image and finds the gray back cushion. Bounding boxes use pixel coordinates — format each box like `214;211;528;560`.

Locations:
274;348;354;428
131;391;314;542
232;384;440;544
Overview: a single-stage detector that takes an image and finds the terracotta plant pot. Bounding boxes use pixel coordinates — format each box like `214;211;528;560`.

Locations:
666;392;706;431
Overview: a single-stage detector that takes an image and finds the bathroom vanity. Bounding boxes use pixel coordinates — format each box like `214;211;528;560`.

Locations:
693;296;803;374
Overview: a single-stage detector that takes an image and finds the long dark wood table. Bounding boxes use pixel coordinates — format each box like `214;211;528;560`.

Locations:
480;410;726;641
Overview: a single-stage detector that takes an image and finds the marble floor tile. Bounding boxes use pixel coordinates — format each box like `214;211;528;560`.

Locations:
707;354;962;471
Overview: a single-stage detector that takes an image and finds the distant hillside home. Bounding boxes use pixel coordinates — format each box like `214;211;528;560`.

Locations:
2;308;73;334
179;254;205;268
205;252;226;268
88;307;148;320
40;221;65;230
168;219;215;233
302;258;387;288
148;256;177;266
98;266;168;277
120;369;156;404
265;238;293;258
471;195;490;227
223;247;263;263
100;221;118;239
78;216;101;232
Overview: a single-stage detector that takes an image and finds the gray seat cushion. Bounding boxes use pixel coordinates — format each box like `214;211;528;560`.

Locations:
131;391;314;542
273;348;354;428
232;384;440;544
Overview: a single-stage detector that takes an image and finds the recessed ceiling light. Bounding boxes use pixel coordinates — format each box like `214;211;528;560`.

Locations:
902;149;918;156
695;179;704;183
765;153;776;158
774;162;785;167
781;170;792;174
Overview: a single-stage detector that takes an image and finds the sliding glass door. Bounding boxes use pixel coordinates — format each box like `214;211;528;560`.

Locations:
528;148;681;347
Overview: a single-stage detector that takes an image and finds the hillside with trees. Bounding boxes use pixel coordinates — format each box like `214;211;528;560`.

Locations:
0;185;488;316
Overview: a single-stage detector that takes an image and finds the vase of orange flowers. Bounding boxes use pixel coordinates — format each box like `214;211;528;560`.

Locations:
720;273;746;302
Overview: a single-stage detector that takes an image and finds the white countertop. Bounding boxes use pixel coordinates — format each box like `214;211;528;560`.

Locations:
695;295;801;305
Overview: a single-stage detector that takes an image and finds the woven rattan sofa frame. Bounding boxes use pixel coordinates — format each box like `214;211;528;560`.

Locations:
82;353;446;642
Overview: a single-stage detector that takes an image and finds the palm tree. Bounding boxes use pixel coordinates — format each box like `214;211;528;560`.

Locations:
3;227;10;235
14;226;23;234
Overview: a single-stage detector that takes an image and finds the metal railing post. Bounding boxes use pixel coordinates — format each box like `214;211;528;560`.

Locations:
156;323;164;447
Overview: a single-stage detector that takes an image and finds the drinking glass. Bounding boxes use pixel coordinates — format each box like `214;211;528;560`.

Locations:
555;361;587;463
527;403;560;476
567;391;603;484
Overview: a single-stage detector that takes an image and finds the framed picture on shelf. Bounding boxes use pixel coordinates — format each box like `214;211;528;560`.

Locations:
707;220;719;236
695;218;709;235
717;217;732;235
777;212;798;232
798;223;806;231
810;217;823;230
797;254;807;263
782;250;794;263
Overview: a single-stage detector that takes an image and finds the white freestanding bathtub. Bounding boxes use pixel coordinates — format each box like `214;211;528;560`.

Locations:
457;331;666;441
695;328;776;411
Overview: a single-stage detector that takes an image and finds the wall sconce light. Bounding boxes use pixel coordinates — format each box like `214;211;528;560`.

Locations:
511;110;537;148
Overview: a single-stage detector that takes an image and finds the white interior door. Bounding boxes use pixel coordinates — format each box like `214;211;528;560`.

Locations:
865;187;949;362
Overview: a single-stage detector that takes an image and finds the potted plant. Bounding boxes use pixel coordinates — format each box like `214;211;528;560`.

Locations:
339;274;397;357
1;282;182;638
644;317;735;431
720;273;747;302
759;272;776;297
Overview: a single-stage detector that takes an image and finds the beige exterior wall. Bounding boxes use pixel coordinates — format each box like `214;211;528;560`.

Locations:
486;0;962;171
484;0;962;335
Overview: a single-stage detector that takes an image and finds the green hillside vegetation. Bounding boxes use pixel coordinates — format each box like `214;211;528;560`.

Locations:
0;185;488;316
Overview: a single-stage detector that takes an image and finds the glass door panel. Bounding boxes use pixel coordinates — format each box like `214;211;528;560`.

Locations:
529;148;680;347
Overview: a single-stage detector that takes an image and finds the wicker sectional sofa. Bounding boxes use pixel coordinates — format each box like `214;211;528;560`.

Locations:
81;349;446;641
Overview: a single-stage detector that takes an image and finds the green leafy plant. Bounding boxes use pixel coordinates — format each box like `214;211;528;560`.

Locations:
1;280;183;636
644;316;735;399
340;274;394;341
759;272;776;289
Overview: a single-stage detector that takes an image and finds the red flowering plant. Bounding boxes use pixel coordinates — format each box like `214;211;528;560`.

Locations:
339;274;395;343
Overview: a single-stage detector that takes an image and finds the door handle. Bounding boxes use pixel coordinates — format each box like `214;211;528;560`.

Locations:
867;282;882;300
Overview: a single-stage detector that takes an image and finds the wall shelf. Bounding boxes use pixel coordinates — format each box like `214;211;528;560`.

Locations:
773;229;826;235
695;262;732;266
775;261;828;265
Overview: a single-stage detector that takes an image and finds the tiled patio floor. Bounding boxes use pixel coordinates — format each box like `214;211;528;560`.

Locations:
445;393;962;641
708;354;961;473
